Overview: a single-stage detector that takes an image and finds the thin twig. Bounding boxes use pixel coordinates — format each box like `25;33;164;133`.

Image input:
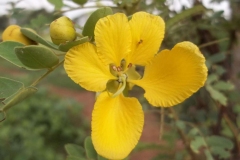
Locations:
159;107;164;140
30;60;64;87
0;109;6;122
199;38;229;48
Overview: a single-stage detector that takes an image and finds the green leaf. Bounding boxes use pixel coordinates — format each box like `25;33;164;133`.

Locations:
215;65;226;76
210;147;231;159
82;7;113;40
206;136;234;150
0;41;31;69
166;5;206;29
204;150;214;160
59;37;89;52
176;120;186;130
206;136;233;159
206;85;227;105
190;136;207;154
84;136;97;159
213;81;234;91
206;53;226;64
188;128;199;137
20;28;58;50
206;74;218;85
0;77;24;99
47;0;63;9
2;87;37;111
65;144;85;157
66;156;85;160
15;46;59;69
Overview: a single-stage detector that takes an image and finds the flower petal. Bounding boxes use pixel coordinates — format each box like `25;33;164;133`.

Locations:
64;42;115;92
92;92;144;159
130;42;208;107
95;13;131;66
127;12;165;66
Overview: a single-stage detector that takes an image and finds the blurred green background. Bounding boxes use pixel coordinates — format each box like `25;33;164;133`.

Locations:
1;0;240;159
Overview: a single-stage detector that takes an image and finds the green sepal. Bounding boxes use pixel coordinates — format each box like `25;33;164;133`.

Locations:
82;7;113;41
84;136;98;159
58;37;89;52
15;46;59;69
20;28;59;50
2;87;37;112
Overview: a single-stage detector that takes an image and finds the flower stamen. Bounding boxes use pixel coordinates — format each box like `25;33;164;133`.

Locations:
112;74;127;97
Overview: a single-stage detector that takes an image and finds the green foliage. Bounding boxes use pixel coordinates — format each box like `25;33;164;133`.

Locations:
82;7;113;40
166;5;206;29
15;46;59;69
59;37;89;52
65;137;108;160
1;0;240;159
21;28;59;50
47;0;64;10
190;135;233;159
2;86;37;112
0;77;23;99
65;144;85;157
0;88;88;160
84;136;98;159
0;41;28;69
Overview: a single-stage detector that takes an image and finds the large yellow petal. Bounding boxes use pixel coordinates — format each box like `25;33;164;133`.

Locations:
92;92;144;159
95;13;131;66
127;12;165;66
64;42;115;92
130;42;208;107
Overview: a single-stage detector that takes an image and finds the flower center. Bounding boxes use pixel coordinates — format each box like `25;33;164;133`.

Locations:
107;60;133;97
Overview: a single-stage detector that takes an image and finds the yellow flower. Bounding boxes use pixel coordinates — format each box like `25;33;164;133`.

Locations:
64;12;207;159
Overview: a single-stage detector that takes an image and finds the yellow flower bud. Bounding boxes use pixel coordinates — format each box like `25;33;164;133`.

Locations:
50;16;76;45
2;25;36;45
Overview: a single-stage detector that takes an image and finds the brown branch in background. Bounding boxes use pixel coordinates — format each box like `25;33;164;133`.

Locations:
169;107;199;160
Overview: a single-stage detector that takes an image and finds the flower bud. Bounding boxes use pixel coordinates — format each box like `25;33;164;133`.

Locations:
2;25;36;45
50;16;76;45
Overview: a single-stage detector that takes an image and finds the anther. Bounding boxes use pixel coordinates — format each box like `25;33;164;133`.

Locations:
117;67;122;72
112;66;117;71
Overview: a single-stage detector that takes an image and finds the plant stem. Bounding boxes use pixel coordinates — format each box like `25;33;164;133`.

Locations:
159;107;164;140
0;110;6;122
199;38;229;48
30;60;64;87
